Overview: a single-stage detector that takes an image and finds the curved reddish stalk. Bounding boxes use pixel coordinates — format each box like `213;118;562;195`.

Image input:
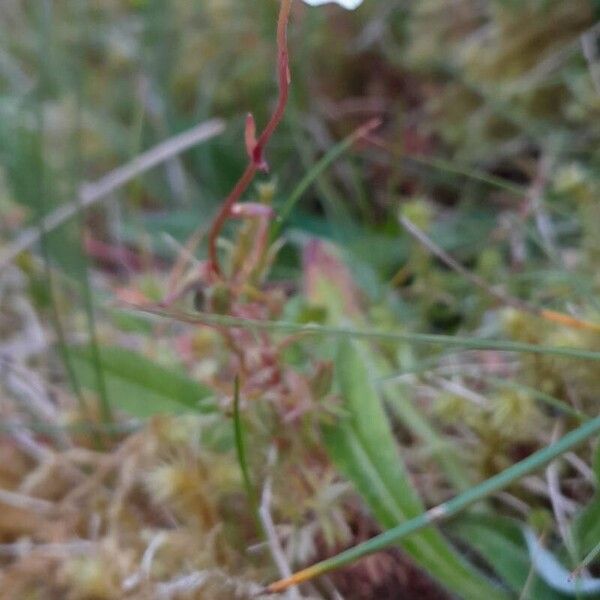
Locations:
207;163;257;277
253;0;292;161
207;0;294;278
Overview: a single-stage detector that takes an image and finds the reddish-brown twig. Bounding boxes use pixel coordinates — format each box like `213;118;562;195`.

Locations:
207;0;294;278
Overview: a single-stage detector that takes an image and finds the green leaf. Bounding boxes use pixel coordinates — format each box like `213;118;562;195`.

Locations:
70;345;215;418
572;445;600;560
450;515;568;599
573;493;600;559
323;339;508;600
275;403;600;594
232;377;263;536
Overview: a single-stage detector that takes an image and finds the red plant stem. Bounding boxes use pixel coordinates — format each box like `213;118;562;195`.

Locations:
207;0;294;278
254;0;292;158
207;162;257;277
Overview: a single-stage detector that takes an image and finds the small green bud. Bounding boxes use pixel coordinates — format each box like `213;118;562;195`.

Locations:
257;180;277;204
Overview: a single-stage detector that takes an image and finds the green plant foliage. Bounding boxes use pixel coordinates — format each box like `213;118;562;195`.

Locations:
324;339;508;599
70;345;215;417
573;458;600;562
3;0;600;597
450;515;568;599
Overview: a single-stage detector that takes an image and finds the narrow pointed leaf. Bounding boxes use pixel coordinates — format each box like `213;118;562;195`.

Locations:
70;345;215;417
323;339;508;599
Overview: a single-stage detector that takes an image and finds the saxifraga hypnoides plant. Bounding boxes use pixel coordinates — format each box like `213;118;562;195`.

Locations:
205;0;293;280
206;0;368;281
146;0;600;598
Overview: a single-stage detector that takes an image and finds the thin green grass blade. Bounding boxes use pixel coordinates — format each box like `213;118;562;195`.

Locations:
136;306;600;363
232;376;261;534
70;345;215;417
27;1;90;420
271;121;376;240
484;377;588;422
402;152;525;196
272;414;600;591
70;0;112;424
576;540;600;576
291;128;355;245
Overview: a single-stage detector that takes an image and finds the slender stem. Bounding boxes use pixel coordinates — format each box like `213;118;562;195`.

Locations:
574;539;600;576
73;0;113;425
207;163;257;276
233;377;263;535
400;215;535;313
271;118;381;240
267;414;600;593
365;134;525;196
254;0;293;157
33;0;91;423
133;305;600;363
207;0;294;277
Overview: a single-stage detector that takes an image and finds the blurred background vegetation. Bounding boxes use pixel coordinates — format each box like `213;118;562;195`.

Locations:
1;1;600;598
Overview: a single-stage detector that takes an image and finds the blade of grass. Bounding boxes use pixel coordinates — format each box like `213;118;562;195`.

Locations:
286;118;357;246
35;160;91;420
367;134;525;197
574;540;600;578
270;118;381;240
484;377;588;423
133;305;600;363
71;0;112;424
268;413;600;593
573;494;600;569
404;153;525;196
31;0;91;424
232;376;262;535
70;345;215;417
324;340;507;599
